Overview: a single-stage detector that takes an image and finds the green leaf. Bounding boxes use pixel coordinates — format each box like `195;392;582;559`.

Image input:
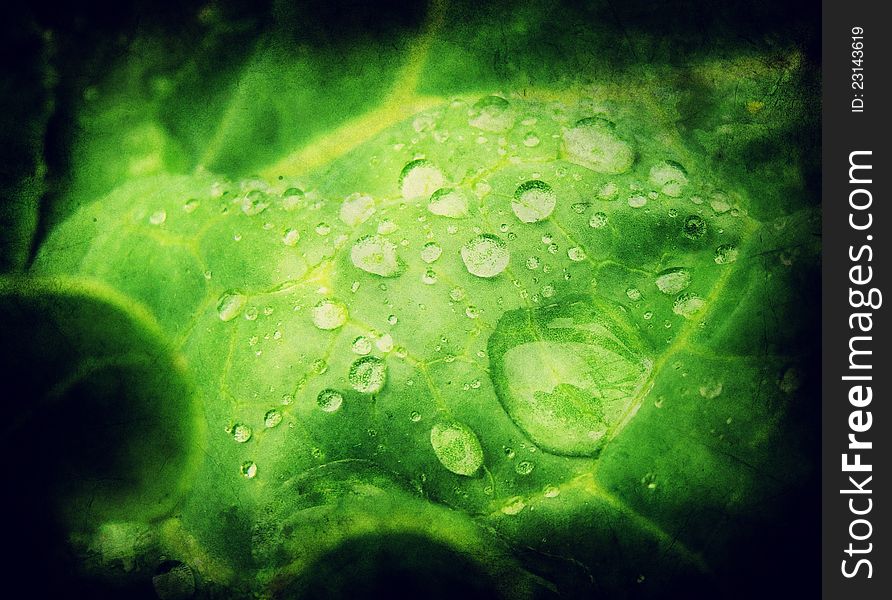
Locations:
18;1;819;597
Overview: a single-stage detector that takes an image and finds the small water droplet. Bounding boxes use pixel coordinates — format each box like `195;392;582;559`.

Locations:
515;460;534;476
312;299;348;330
242;190;270;215
351;235;401;277
282;228;300;246
682;215;707;240
400;159;445;200
714;243;739;264
317;389;344;412
628;195;647;208
217;292;246;322
264;409;283;428
461;234;509;278
149;209;167;225
468;95;514;132
282;187;305;211
465;305;480;319
349;356;387;394
422;268;438;285
230;423;252;443
626;287;642;301
420;241;443;263
315;222;331;236
673;293;705;318
182;199;199;213
523;132;540;147
430;421;485;476
240;461;257;478
339;192;376;226
589;212;608;228
567;246;586;262
699;380;723;399
654;268;692;295
512;180;556;223
352;336;372;355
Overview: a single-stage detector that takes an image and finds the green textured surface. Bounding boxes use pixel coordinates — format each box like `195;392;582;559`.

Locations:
3;1;819;598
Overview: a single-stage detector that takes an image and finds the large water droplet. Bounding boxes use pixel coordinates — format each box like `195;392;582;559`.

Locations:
714;243;739;264
230;423;252;443
149;209;167;225
217;292;246;322
317;389;344;412
420;241;443;263
427;188;469;218
654;268;692;295
468;95;515;132
349;356;387;394
562;117;634;174
489;298;653;455
649;160;688;197
512;180;556;223
673;293;705;318
281;187;305;211
461;234;509;278
264;409;283;428
351;235;401;277
430;421;485;476
339;193;376;226
682;215;707;240
312;299;348;330
400;159;445;200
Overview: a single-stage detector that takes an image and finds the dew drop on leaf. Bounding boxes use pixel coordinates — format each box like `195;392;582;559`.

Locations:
589;212;608;228
567;246;587;262
682;215;707;239
316;389;344;412
714;243;739;264
217;292;246;322
430;421;485;476
240;461;257;479
351;235;401;277
649;160;689;197
311;299;348;330
281;187;305;211
420;241;443;263
339;193;376;226
461;234;509;278
230;423;252;443
352;336;372;355
282;228;300;247
149;209;167;225
523;132;540;147
427;187;469;218
468;95;514;132
515;460;535;476
349;356;387;394
400;159;445;200
654;267;692;295
263;409;283;428
562;117;634;174
698;380;723;399
673;293;705;318
512;180;556;223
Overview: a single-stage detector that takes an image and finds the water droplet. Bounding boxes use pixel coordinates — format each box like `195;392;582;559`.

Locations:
377;220;398;235
349;356;387;394
543;485;560;498
339;193;376;226
412;113;436;132
682;215;707;240
562;117;634;174
673;293;705;318
352;336;372;355
311;358;328;374
217;292;246;322
461;234;509;278
512;180;556;223
626;287;642;301
149;209;167;225
281;187;305;211
649;160;688;197
468;95;514;132
422;268;438;285
264;409;283;428
542;285;555;298
182;199;199;213
589;212;608;229
242;190;269;215
627;195;647;208
427;187;469;219
515;460;534;476
317;389;344;412
714;243;739;264
420;241;443;263
351;235;401;277
501;497;526;515
315;222;331;236
449;287;466;302
567;246;586;262
465;305;480;319
400;159;445;200
240;461;257;479
430;421;485;476
526;256;540;270
709;192;732;214
230;423;252;443
489;298;652;455
312;299;348;330
282;228;300;246
387;314;399;325
375;333;394;352
410;411;422;422
654;268;692;295
698;380;723;399
523;132;540;147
